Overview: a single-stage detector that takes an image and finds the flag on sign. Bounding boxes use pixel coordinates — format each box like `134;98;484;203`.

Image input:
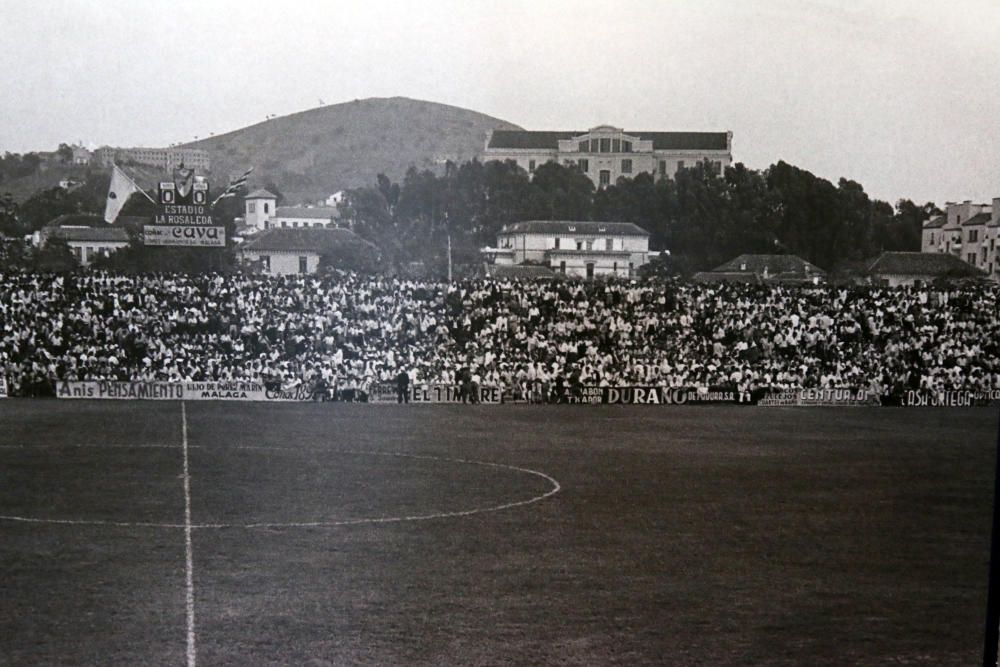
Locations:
104;164;148;223
212;167;254;205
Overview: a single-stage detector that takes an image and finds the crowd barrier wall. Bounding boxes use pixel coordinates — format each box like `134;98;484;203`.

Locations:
33;381;1000;406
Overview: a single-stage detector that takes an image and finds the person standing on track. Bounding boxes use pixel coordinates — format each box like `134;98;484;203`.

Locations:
395;367;410;404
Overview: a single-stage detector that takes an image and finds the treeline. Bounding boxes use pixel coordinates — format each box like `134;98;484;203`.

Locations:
340;159;938;275
0;171;111;239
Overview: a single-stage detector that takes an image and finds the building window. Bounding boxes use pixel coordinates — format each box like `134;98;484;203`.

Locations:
585;240;593;251
528;159;536;172
249;202;256;213
578;141;588;153
606;238;613;251
612;139;621;152
578;159;589;172
621;159;632;174
599;170;611;187
929;233;934;245
967;253;976;265
264;203;269;214
281;221;288;228
613;261;618;273
560;260;566;274
299;256;308;273
659;160;666;175
677;160;685;172
969;229;979;242
554;237;560;249
623;141;632;153
586;263;595;279
599;138;611;152
260;255;270;272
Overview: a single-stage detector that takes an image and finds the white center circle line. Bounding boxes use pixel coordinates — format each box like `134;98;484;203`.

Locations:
0;446;561;531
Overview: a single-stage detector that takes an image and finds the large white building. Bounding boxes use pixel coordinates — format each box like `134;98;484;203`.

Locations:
244;189;339;232
93;146;210;172
482;125;732;188
483;220;650;278
921;199;1000;278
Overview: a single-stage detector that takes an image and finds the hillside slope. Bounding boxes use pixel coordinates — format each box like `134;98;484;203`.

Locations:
184;97;522;203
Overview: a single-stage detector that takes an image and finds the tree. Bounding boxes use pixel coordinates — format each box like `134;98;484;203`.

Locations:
33;236;77;272
57;143;74;164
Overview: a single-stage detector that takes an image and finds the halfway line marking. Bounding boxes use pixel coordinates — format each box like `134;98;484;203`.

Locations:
181;402;197;667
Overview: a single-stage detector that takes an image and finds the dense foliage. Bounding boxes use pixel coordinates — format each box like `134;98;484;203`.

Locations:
340;159;938;276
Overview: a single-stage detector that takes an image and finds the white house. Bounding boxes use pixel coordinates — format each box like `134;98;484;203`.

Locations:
244;189;339;232
921;199;1000;279
483;220;650;278
34;215;130;265
238;227;370;275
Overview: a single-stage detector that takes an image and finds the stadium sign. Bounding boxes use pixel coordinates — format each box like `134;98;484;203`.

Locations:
56;380;318;401
57;381;183;400
144;170;225;247
576;386;756;405
899;389;1000;407
368;383;502;404
144;225;225;247
757;388;878;407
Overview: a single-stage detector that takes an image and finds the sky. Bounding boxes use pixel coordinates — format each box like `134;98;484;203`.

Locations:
1;0;998;207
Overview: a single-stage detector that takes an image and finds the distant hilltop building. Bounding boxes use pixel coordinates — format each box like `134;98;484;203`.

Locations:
93;146;210;172
482;125;732;188
921;199;1000;278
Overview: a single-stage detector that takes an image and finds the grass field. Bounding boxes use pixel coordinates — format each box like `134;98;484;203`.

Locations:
0;400;996;666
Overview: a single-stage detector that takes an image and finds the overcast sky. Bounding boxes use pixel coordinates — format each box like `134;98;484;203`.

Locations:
1;0;998;206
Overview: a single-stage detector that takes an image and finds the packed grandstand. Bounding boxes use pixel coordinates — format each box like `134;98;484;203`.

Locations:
1;270;998;404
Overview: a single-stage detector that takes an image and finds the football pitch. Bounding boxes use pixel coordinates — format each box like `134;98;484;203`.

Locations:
0;401;996;666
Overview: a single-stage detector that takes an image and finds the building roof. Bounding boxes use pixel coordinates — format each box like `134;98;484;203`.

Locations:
487;130;729;151
923;215;947;229
274;206;339;220
711;254;826;277
49;226;130;243
500;220;650;236
240;227;365;253
961;213;991;227
692;271;762;284
484;264;558;279
245;189;277;200
46;214;106;228
868;251;984;277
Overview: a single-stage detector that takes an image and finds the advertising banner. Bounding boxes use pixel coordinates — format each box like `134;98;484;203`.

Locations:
56;380;317;401
575;386;756;405
57;381;183;400
757;388;879;407
898;389;1000;407
369;384;502;404
182;380;316;402
144;225;225;247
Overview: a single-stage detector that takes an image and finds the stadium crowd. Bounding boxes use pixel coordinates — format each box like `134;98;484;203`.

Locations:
1;270;998;399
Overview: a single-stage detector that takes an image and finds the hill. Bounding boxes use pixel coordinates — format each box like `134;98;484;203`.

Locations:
183;97;522;203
